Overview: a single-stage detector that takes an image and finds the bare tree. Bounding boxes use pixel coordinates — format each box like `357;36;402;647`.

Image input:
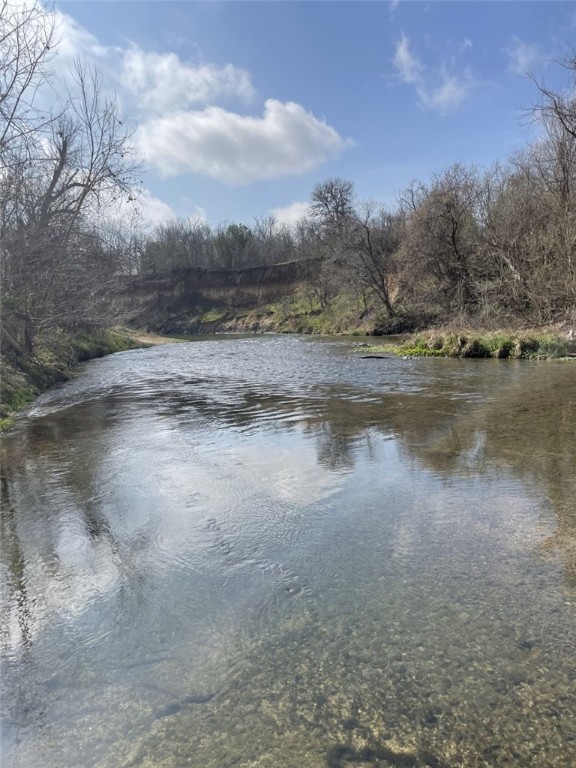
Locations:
142;217;214;272
0;0;57;158
310;177;355;239
349;202;401;317
399;164;484;317
530;57;576;141
214;223;257;270
97;203;146;276
2;48;140;351
31;59;139;233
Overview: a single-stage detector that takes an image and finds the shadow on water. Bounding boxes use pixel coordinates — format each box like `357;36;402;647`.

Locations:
1;338;576;767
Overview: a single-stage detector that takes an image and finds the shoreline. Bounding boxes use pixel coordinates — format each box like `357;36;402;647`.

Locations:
361;328;574;360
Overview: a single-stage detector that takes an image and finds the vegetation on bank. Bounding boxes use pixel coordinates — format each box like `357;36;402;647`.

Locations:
207;292;382;336
366;330;571;360
0;328;148;430
153;287;424;337
150;289;573;360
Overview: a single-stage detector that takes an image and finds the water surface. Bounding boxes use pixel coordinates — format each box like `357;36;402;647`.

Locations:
1;335;575;767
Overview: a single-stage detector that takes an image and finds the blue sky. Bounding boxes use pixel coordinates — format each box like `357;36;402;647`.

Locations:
52;1;575;227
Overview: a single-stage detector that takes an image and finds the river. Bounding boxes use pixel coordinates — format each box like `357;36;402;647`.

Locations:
1;335;575;768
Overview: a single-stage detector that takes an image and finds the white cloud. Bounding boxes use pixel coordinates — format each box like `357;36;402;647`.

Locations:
393;34;473;114
50;10;254;118
269;201;311;226
137;190;178;226
505;38;543;75
97;188;176;228
53;8;108;62
187;205;209;223
136;99;349;184
18;4;349;189
120;46;255;114
104;191;209;229
423;63;473;112
394;34;424;84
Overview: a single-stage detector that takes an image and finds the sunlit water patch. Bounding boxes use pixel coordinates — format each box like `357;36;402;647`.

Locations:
1;336;575;767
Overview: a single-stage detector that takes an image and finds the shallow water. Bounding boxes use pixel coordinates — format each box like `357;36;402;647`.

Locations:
1;335;575;768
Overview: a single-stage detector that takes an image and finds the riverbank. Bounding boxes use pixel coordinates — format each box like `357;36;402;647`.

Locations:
150;291;409;337
148;294;574;359
0;328;180;429
146;291;574;352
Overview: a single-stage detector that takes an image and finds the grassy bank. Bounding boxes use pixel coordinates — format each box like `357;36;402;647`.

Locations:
152;292;573;359
159;290;388;336
0;328;161;430
367;329;571;360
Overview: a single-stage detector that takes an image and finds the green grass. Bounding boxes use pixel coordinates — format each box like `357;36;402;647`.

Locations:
251;290;379;335
200;308;227;323
367;330;569;360
70;328;146;360
150;289;390;337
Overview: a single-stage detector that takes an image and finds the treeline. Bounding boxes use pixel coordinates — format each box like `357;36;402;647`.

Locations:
137;218;296;274
2;0;576;361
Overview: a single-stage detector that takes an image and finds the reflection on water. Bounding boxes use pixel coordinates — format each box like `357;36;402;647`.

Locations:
1;336;575;767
